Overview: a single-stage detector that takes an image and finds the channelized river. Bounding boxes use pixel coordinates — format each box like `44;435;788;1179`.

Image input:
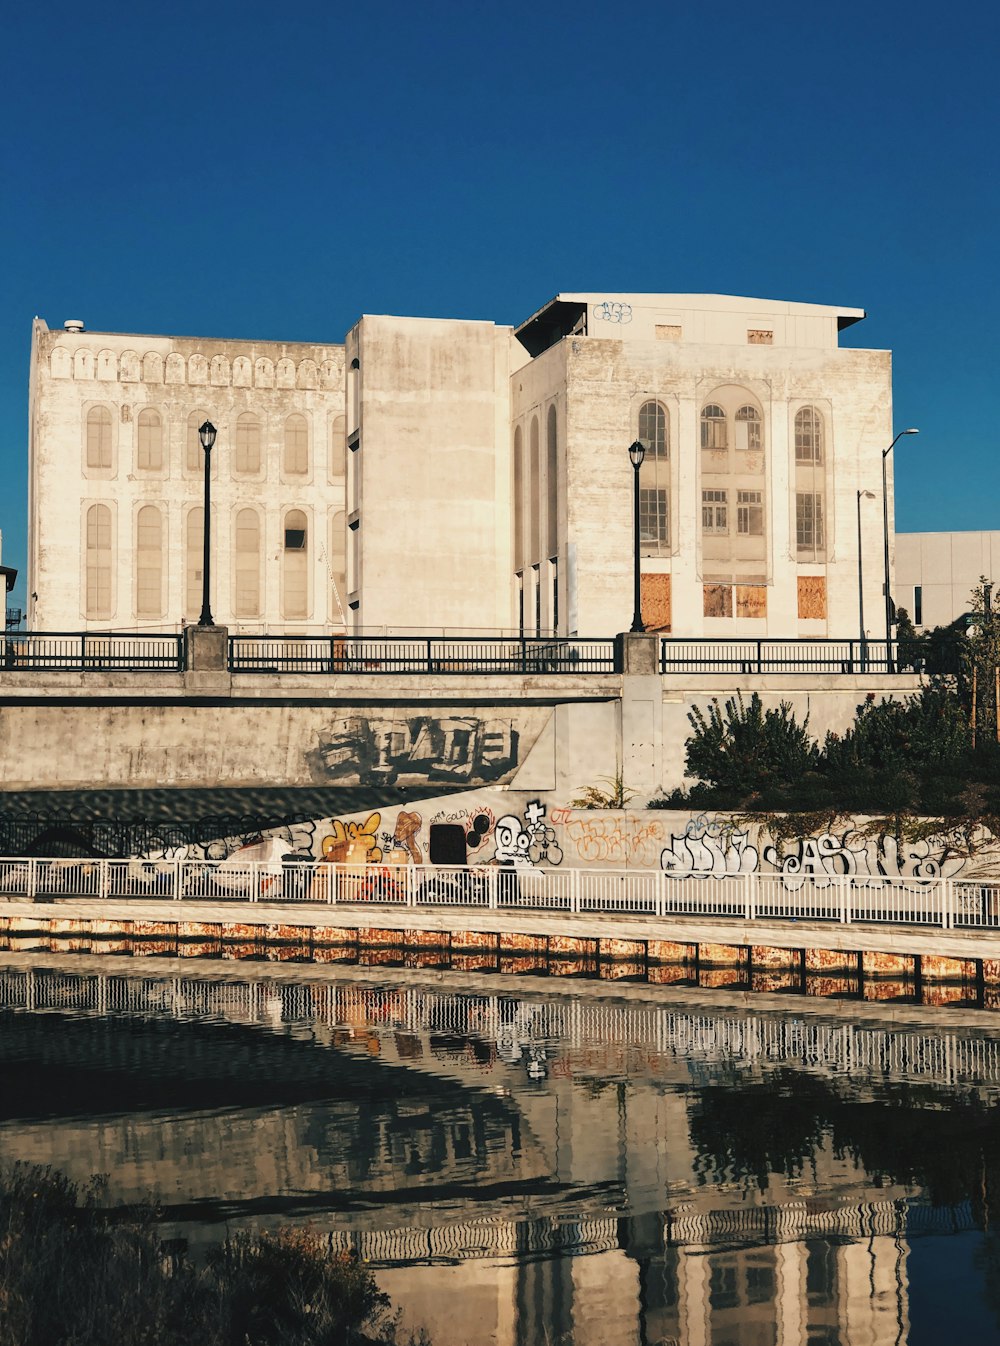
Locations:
1;953;1000;1345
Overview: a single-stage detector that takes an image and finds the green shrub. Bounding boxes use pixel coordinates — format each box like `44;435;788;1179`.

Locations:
684;692;819;794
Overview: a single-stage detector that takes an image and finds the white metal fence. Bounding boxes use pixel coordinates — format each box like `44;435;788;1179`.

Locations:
0;856;998;930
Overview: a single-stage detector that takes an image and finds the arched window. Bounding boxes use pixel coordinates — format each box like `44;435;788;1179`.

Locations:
529;415;540;563
284;414;309;475
136;409;163;471
186;412;209;472
234;509;261;618
282;509;308;619
736;405;762;452
700;404;727;450
513;426;524;571
795;407;824;463
136;506;162;618
185;508;204;620
86;406;112;469
638;401;668;457
235;412;261;474
85;504;112;618
546;405;558;556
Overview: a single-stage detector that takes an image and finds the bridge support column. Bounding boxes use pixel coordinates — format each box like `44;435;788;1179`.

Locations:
616;632;663;801
184;625;231;694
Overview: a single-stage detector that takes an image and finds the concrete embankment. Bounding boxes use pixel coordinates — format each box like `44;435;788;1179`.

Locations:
2;896;1000;1009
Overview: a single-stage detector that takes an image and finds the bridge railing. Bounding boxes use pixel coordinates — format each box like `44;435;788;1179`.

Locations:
1;856;998;930
1;633;184;672
228;634;618;674
658;638;926;675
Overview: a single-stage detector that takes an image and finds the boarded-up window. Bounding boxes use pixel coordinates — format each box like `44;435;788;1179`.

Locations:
185;507;204;619
748;330;773;344
85;504;112;617
135;505;162;617
86;407;112;469
284;414;308;475
641;574;671;632
136;409;163;471
656;325;682;341
736;585;767;619
234;508;260;618
186;413;209;472
704;584;733;618
283;509;308;619
798;575;827;620
235;413;261;474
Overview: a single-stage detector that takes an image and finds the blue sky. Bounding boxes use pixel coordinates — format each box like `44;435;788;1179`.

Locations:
2;0;997;613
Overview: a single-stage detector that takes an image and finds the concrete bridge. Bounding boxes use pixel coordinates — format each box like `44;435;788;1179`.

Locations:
0;630;920;796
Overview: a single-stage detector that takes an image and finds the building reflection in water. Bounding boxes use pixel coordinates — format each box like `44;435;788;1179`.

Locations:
0;959;997;1344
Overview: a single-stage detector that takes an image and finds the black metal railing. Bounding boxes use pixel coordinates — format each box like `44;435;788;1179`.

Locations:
2;633;184;672
228;635;618;675
659;638;921;675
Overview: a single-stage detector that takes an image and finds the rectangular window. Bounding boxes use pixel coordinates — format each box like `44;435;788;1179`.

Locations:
702;489;728;534
914;584;923;625
284;527;306;550
737;490;764;536
796;492;825;551
639;488;669;547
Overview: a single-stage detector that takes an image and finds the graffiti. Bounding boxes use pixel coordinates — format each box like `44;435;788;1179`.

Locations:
311;716;518;787
523;799;563;866
321;812;382;865
761;831;968;892
661;815;758;877
593;300;632;325
390;810;423;865
558;814;666;867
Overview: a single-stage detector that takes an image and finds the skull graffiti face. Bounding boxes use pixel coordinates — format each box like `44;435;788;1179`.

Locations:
494;814;531;866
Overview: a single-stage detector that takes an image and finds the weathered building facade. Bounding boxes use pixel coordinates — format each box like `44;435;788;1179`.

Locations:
28;293;895;638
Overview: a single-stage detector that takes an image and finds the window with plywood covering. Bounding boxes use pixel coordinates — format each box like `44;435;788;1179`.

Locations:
284;414;309;475
85;504;112;618
135;505;162;618
86;406;112;469
234;508;261;618
235;412;261;474
136;409;163;471
185;507;204;620
283;509;308;619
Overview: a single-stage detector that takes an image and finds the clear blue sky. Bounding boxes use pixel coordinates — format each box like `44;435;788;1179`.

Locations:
2;0;997;613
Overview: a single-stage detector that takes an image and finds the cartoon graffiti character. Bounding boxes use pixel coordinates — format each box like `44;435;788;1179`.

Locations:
321;812;383;865
522;799;563;866
392;810;424;865
494;815;534;869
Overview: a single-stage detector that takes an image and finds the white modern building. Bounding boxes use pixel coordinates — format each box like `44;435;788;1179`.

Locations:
28;294;896;638
895;530;1000;630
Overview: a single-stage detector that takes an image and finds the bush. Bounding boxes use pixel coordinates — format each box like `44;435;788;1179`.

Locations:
684;692;819;795
0;1165;413;1346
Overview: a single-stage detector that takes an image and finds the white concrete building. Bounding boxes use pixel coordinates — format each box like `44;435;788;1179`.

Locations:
28;294;896;638
895;530;1000;630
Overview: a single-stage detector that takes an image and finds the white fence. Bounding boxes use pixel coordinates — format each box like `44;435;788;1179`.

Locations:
0;856;998;931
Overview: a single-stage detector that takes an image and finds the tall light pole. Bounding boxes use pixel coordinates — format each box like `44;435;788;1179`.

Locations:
198;421;217;627
857;489;876;670
628;440;646;632
882;428;919;671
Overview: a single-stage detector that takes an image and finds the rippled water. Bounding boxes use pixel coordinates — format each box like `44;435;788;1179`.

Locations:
2;953;1000;1344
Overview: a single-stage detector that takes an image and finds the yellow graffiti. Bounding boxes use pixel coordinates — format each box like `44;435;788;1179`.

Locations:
562;815;666;866
321;812;383;864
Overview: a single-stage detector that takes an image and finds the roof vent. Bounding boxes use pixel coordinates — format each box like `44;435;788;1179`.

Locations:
63;319;85;332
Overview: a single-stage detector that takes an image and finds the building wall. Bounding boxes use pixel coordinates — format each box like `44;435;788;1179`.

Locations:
895;530;1000;630
512;297;893;638
28;321;346;633
347;314;520;634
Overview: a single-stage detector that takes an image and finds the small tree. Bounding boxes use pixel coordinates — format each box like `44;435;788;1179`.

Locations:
963;579;1000;746
685;692;819;795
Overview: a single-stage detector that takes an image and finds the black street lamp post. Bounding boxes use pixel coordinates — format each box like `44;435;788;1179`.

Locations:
628;440;646;633
881;427;919;671
198;421;217;627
